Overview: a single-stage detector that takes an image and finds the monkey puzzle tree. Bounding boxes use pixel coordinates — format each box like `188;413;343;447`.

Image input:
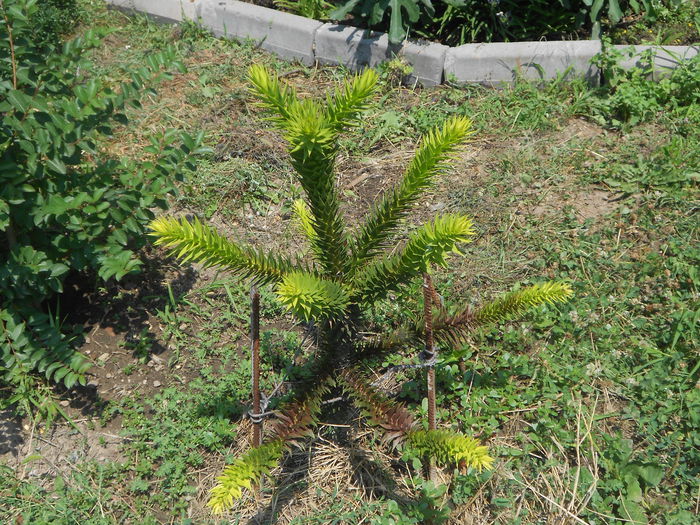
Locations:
149;65;573;513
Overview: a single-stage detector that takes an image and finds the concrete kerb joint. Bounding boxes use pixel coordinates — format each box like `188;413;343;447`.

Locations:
105;0;699;87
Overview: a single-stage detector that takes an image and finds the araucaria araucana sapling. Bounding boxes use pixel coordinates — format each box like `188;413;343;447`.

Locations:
149;65;573;514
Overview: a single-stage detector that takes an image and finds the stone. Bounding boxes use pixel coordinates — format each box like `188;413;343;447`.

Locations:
612;45;699;79
106;0;200;23
314;24;447;87
153;380;162;387
198;0;321;65
444;40;602;86
402;39;448;87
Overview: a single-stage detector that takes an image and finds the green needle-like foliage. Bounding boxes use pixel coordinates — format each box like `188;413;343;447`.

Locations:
208;378;331;513
428;281;573;345
351;116;473;268
326;69;380;130
276;272;351;321
247;66;379;277
149;216;295;285
147;67;575;514
247;64;297;124
291;198;317;244
208;439;285;514
475;281;574;324
285;119;347;276
354;214;475;303
406;429;493;472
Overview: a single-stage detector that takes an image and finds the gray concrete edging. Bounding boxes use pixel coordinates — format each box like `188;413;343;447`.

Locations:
612;44;699;79
107;0;199;23
105;0;699;87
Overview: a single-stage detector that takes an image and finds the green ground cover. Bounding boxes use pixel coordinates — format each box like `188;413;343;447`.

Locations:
1;1;698;524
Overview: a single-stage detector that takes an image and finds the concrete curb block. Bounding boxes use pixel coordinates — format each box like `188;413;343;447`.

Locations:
199;0;320;65
105;0;699;87
314;24;447;86
106;0;199;23
613;44;699;79
445;40;601;86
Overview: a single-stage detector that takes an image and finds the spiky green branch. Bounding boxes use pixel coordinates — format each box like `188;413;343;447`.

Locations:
285;105;348;276
207;377;332;513
247;64;297;125
354;214;475;303
248;67;378;278
339;368;416;446
208;440;285;514
475;281;573;323
148;216;296;285
430;281;574;344
351;117;473;269
249;66;353;277
406;429;493;471
276;272;352;322
326;69;379;129
291;198;317;244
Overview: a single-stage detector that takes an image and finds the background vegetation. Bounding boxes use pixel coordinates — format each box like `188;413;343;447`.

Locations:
0;0;203;418
273;0;700;45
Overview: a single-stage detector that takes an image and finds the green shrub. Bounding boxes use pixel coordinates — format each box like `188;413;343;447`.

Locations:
594;40;700;126
0;0;204;415
329;0;697;45
330;0;631;45
29;0;80;46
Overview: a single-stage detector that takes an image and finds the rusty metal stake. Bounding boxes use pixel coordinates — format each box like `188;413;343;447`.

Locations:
250;285;262;448
422;273;437;482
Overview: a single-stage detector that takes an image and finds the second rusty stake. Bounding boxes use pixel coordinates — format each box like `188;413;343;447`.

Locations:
250;285;262;448
422;273;437;482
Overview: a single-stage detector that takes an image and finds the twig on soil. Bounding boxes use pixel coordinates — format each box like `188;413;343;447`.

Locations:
36;436;59;448
278;69;306;79
20;417;38;480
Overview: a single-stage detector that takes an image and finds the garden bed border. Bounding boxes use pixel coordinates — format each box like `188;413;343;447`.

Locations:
107;0;698;86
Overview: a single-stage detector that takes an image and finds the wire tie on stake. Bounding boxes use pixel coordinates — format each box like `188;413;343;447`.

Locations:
248;391;272;424
420;344;437;364
247;411;274;424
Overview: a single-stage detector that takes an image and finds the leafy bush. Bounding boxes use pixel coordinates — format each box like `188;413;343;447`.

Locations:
150;65;573;515
0;0;204;415
328;0;700;45
594;41;700;126
28;0;80;46
330;0;634;45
